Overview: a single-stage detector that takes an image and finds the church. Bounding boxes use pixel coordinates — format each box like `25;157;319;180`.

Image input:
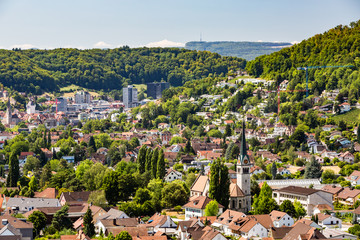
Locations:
190;121;252;213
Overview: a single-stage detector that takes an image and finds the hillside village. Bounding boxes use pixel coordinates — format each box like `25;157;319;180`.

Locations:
0;66;359;240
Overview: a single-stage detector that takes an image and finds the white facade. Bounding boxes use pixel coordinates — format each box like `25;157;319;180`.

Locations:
75;91;91;104
164;170;182;182
319;215;342;229
272;213;294;227
241;222;268;239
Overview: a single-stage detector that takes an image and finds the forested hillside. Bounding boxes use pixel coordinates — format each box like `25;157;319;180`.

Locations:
0;47;246;94
185;41;292;60
246;20;360;101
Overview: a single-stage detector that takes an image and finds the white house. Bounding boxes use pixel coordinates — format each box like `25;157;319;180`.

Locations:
269;210;294;227
212;209;246;236
277;167;291;176
338;151;354;163
322;229;357;239
183;196;224;220
164;169;182;182
317;213;342;229
95;208;129;234
339;102;350;113
229;217;268;239
145;213;177;235
347;170;360;186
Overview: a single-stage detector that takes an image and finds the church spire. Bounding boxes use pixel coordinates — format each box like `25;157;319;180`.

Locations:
239;119;249;165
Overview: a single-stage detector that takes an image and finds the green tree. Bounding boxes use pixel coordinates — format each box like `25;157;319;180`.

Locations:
52;205;72;231
209;159;230;209
137;145;147;174
304;156;322;179
279;200;296;218
23;155;41;175
151;148;159;178
115;231;132;240
28;211;47;236
28;176;38;192
7;152;19;187
161;180;188;208
225;124;232;137
103;171;120;205
156;149;165;179
271;162;277;180
83;207;95;237
88;136;97;152
145;148;153;173
294;199;306;219
252;182;279;214
204;200;219;216
184;139;194;154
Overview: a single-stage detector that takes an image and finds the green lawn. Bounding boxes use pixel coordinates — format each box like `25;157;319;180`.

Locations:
60;84;83;92
333;108;360;124
133;84;147;91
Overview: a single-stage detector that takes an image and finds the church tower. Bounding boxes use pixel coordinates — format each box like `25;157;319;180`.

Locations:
237;120;252;212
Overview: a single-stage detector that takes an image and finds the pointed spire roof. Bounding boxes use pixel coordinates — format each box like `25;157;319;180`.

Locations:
238;119;249;165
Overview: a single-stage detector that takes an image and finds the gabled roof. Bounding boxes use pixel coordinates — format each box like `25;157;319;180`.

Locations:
97;208;127;221
60;191;92;204
183;196;224;210
0;214;33;229
190;175;209;193
34;188;58;199
100;218;138;228
269;210;287;222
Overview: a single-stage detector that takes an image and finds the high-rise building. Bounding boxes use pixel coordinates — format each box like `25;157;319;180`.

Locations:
123;85;138;109
147;82;170;99
74;91;91;104
56;97;68;112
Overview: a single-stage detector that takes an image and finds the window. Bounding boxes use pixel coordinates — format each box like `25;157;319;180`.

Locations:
243;168;249;174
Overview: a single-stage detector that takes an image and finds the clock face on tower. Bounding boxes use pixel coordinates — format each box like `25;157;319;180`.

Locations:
244;159;249;164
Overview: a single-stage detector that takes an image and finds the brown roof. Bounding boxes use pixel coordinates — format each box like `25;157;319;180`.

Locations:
34;188;58;199
270;226;293;239
321;185;343;195
215;209;246;226
61;191;92;205
269;210;287;222
183;196;224;210
0;214;33;229
276;186;319;196
337;187;360;199
107;226;148;237
248;215;273;229
145;213;169;227
316;213;332;222
283;222;325;240
190;175;209;193
229;183;245;197
100;218;138;228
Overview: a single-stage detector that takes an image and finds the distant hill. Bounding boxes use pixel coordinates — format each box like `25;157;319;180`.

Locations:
185;41;292;60
246;20;360;101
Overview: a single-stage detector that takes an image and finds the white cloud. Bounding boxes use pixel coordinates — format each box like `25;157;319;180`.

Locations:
291;41;300;45
256;40;263;42
145;39;185;48
94;41;112;48
10;44;36;49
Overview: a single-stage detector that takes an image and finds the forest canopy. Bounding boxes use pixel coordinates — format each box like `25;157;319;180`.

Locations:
0;47;246;94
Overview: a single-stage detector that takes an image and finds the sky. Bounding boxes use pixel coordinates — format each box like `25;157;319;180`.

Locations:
0;0;359;49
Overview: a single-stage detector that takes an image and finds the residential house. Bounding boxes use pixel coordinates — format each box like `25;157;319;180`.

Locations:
18;152;36;166
164;169;182;183
0;213;33;240
190;175;209;197
144;213;177;235
322;125;338;132
183;196;224;220
185;226;227;240
272;186;333;216
212;209;246;236
339;102;350;113
277;167;291;176
59;191;92;206
346;170;360;186
322;185;343;201
316;213;342;229
5;197;60;214
95;208;129;234
322;229;357;239
269;210;294;227
228;216;269;239
282;222;326;240
176;219;204;240
337;187;360;206
250;166;265;175
339;151;354;163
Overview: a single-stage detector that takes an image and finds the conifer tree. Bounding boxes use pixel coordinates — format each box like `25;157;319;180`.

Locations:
83;207;95;237
47;131;51;148
137;145;147;174
43;130;47;148
145;148;152;173
156;149;165;179
151;148;159;178
184;139;194;154
6;152;19;187
88;136;97;152
271;162;277;179
209;159;230;209
304;156;322;179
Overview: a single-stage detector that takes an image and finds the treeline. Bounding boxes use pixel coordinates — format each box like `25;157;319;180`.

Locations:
246;20;360;100
0;47;246;94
